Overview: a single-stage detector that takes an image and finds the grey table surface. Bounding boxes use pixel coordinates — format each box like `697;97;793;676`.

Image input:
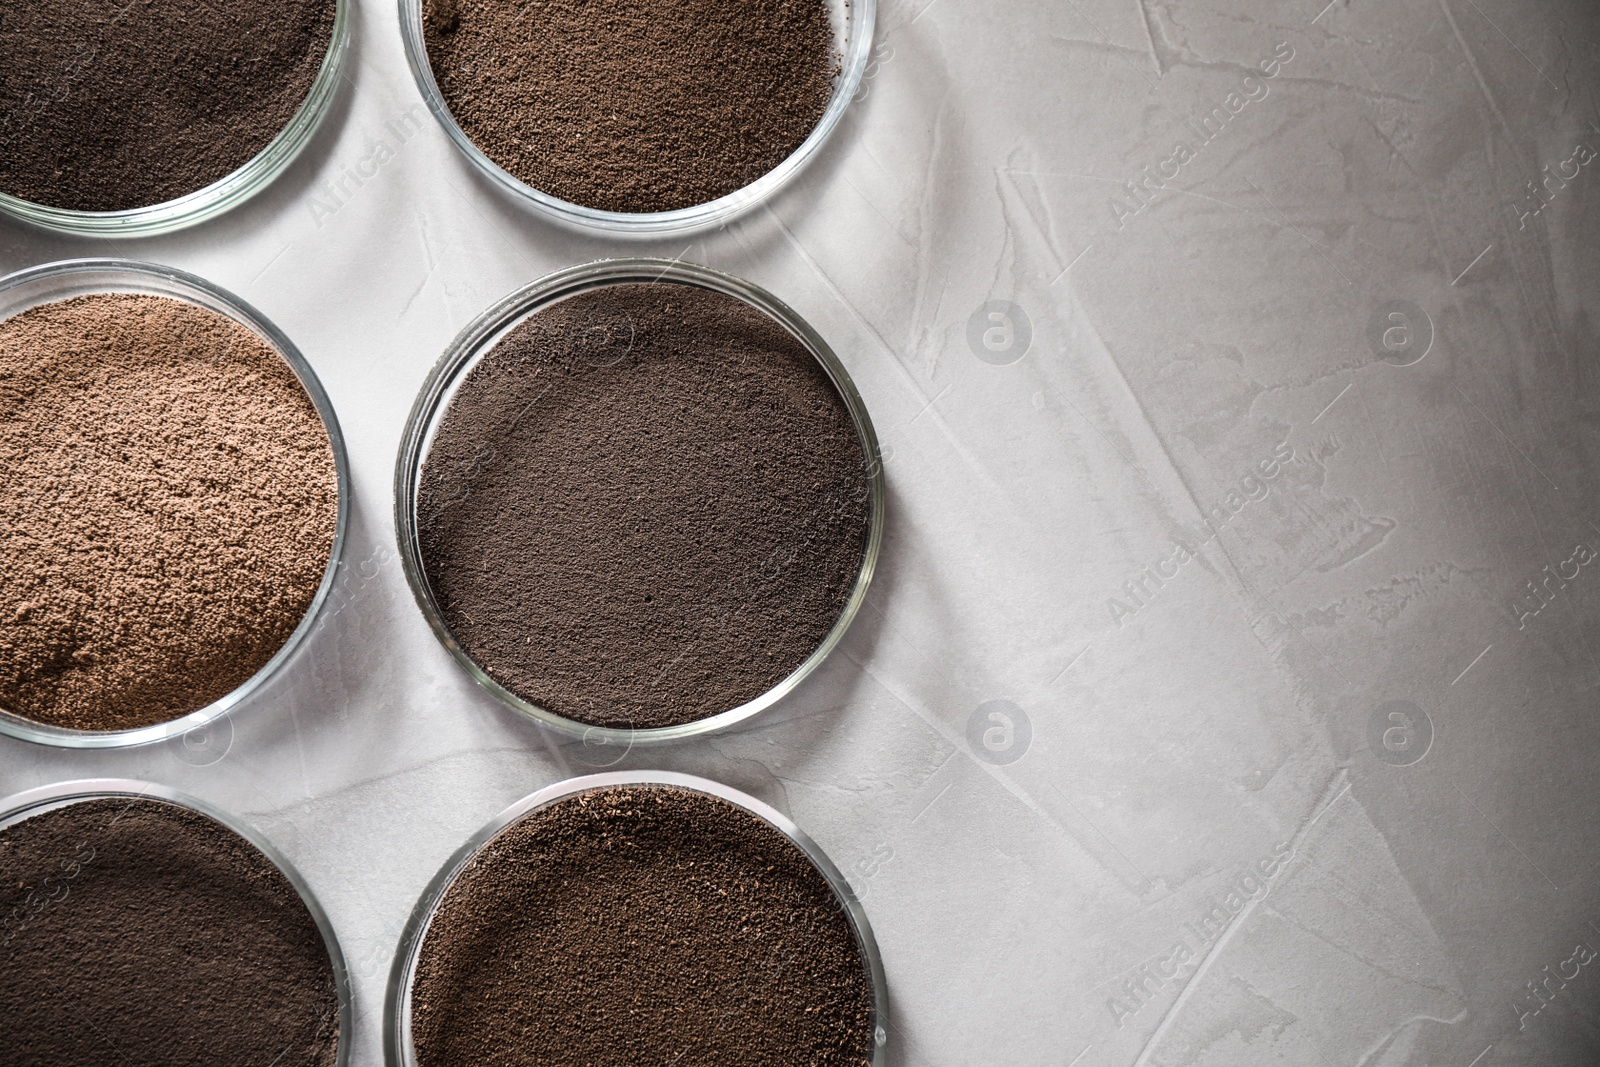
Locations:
4;0;1600;1064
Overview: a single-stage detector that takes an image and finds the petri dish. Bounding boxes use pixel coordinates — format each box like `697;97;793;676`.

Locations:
0;0;349;236
397;0;874;235
386;770;889;1066
0;778;352;1067
0;260;349;748
394;258;885;745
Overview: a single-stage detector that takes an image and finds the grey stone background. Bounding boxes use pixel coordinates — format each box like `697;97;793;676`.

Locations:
3;0;1599;1063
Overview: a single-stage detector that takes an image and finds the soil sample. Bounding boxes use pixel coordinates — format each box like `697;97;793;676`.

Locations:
0;293;339;732
0;0;337;211
422;0;839;213
0;795;340;1067
409;784;874;1067
416;282;871;729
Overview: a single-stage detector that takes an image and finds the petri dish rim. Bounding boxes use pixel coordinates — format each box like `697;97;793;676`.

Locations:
0;0;350;237
393;257;886;746
396;0;875;236
384;770;890;1067
0;259;351;749
0;777;354;1067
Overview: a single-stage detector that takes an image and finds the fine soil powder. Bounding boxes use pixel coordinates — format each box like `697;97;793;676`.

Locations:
0;796;340;1067
0;0;336;211
423;0;838;213
410;785;874;1067
0;293;339;732
417;282;870;730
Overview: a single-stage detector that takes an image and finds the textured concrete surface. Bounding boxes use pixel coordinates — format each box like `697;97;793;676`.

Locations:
4;0;1600;1064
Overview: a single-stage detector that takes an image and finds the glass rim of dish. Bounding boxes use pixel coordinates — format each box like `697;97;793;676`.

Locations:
393;257;886;747
0;0;350;237
384;770;889;1067
0;259;351;749
0;777;354;1067
396;0;875;235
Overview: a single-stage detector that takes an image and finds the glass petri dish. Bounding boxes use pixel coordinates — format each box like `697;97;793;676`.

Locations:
394;258;885;745
0;259;350;749
385;770;889;1066
0;0;349;237
0;778;352;1067
397;0;874;235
